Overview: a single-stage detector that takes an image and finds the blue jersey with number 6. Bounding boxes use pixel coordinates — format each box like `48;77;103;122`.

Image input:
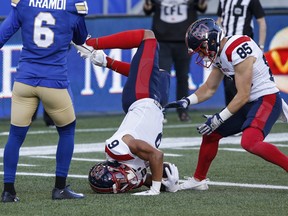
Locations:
0;0;88;86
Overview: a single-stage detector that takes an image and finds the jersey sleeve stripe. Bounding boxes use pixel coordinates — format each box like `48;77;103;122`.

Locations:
75;1;88;15
11;0;20;7
105;146;135;161
225;36;251;62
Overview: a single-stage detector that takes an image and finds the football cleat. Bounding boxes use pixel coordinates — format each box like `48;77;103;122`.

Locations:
1;191;20;203
179;177;209;191
52;185;84;200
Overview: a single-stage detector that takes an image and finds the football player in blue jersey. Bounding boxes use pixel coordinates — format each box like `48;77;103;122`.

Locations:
0;0;89;202
73;29;179;195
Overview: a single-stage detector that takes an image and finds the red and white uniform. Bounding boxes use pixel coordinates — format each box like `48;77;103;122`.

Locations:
213;35;279;101
105;98;163;188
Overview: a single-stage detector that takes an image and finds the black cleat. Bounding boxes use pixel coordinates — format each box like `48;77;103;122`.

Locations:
52;185;84;200
1;191;20;203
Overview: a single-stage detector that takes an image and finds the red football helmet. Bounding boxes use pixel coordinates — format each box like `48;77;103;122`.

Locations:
88;160;140;194
185;18;224;68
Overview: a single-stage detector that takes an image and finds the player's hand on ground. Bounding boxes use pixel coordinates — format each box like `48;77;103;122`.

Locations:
132;188;160;196
162;163;179;192
197;113;224;135
164;97;190;109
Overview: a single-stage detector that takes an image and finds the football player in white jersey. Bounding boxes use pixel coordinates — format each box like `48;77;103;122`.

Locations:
165;18;288;190
73;29;179;195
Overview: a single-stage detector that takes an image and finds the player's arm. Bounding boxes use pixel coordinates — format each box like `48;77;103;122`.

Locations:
91;51;131;77
72;40;131;76
192;67;224;103
72;16;88;45
0;8;21;48
226;56;254;114
71;1;88;45
106;57;130;77
164;67;223;109
122;134;163;195
123;134;163;182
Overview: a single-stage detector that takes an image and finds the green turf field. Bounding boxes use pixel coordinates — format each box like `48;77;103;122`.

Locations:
0;110;287;216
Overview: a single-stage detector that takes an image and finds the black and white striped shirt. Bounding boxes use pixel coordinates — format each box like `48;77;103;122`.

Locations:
217;0;265;38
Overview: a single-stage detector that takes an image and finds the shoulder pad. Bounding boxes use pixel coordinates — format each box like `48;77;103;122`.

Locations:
75;1;88;15
11;0;20;7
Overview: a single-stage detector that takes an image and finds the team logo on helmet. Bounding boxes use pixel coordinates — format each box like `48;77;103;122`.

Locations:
192;24;209;40
186;18;223;68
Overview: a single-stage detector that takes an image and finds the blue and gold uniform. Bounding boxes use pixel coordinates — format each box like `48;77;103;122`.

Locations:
0;0;88;201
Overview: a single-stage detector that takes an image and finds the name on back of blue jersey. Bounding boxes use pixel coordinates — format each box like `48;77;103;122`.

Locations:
28;0;66;10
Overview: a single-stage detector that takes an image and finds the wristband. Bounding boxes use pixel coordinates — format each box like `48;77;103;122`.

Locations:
187;94;198;105
259;44;264;49
219;107;233;121
151;180;161;193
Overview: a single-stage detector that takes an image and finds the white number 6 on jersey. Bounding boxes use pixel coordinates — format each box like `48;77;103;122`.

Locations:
34;12;55;48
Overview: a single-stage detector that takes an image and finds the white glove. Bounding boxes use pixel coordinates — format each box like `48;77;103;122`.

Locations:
132;188;160;196
161;163;179;192
197;113;224;135
90;50;107;67
132;180;161;196
72;38;94;59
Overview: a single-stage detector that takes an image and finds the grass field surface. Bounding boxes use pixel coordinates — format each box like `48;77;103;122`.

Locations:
0;110;287;216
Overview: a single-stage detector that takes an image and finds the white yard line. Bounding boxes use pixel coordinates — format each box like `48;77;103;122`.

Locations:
30;155;105;162
0;131;287;191
0;132;287;157
0;171;287;190
0;163;37;167
0;123;207;136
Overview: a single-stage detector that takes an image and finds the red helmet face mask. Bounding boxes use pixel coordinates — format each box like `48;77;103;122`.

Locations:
191;40;217;68
186;18;224;68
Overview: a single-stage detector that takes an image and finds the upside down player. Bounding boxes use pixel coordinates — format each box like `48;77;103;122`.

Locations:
73;29;179;195
0;0;88;202
165;18;288;190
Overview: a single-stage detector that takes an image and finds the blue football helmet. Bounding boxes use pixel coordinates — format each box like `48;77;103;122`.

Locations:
88;160;139;193
185;18;224;68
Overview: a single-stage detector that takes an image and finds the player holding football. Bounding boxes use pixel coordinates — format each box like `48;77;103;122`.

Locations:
0;0;89;202
73;29;179;195
165;18;288;190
